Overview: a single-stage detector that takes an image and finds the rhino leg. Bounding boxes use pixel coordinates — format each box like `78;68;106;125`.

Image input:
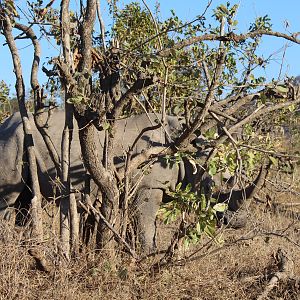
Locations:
0;183;28;223
0;163;29;223
134;188;163;253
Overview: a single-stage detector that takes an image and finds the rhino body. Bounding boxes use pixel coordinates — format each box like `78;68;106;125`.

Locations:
0;110;187;247
0;110;251;251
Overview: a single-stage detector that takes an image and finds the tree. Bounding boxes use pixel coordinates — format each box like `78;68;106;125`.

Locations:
0;80;20;122
0;80;11;122
0;0;300;262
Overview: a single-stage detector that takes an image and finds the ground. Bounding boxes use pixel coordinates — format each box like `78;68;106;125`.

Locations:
0;172;300;300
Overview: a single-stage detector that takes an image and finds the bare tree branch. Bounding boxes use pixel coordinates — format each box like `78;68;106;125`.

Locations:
158;30;300;57
79;0;97;73
112;74;158;119
96;0;106;52
60;0;75;259
2;14;43;241
257;248;293;300
175;18;227;148
79;200;138;260
13;23;61;174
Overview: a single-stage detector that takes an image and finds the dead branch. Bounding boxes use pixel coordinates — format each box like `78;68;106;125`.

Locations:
76;120;119;212
257;248;293;300
13;23;40;94
240;144;300;160
59;0;78;259
2;14;43;241
175;19;227;149
118;146;169;180
60;0;74;73
203;95;300;169
112;74;158;119
229;97;300;134
12;23;61;174
262;231;300;248
79;200;138;260
79;0;97;73
210;110;243;180
96;0;106;52
34;109;61;174
141;0;168;122
208;106;237;122
201;92;260;133
120;122;162;239
158;30;300;57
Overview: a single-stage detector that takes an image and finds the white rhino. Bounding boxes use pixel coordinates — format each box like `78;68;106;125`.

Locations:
0;110;263;250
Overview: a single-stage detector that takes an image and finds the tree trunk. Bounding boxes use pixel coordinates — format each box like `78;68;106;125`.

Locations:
76;117;119;250
70;185;79;256
60;102;74;259
2;15;43;241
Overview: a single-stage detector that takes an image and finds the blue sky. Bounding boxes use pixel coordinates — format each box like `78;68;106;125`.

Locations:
1;0;300;94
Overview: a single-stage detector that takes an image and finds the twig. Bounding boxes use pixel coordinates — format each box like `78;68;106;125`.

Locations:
240;144;300;159
120;122;161;239
132;0;212;53
262;231;300;248
79;201;138;260
257;248;292;300
158;29;300;57
175;18;227;148
209;110;242;178
96;0;106;52
141;0;168;123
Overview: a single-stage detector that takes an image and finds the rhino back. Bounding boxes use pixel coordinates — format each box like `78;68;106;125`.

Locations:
0;113;28;207
112;114;182;190
0;111;182;201
112;113;181;156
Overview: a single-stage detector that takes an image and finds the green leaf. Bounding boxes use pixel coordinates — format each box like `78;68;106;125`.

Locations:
208;161;217;176
102;121;110;130
183;237;190;249
275;86;289;93
66;95;85;104
215;234;225;246
200;194;207;211
196;222;201;234
213;203;228;213
176;182;182;191
204;224;216;238
269;156;278;167
173;105;181;115
260;93;267;104
185;183;192;193
288;104;296;112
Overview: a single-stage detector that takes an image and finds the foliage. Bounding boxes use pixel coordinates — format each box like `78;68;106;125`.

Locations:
0;80;10;122
160;183;227;247
107;2;209;114
0;80;18;122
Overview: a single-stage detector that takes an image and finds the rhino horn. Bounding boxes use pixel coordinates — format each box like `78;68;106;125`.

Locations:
214;163;270;211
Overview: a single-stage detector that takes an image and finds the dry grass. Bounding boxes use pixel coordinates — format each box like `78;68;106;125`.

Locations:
1;181;300;300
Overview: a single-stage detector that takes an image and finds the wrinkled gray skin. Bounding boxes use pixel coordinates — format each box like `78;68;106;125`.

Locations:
0;110;250;251
0;111;183;248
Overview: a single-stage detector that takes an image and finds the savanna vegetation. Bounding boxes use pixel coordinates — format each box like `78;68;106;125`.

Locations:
0;0;300;298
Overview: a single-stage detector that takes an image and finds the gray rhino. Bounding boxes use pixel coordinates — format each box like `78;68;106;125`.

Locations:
0;110;264;251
